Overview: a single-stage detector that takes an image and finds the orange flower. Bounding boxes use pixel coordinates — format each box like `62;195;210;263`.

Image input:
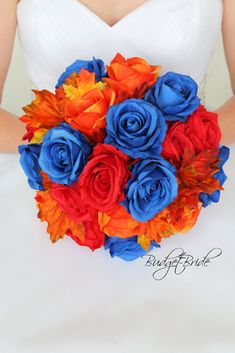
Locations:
144;190;202;242
36;190;84;243
144;210;173;242
166;192;202;234
98;204;146;238
65;87;116;143
20;90;65;129
104;53;160;103
177;148;223;194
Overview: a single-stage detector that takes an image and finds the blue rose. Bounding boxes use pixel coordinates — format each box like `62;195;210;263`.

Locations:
105;99;167;159
104;235;160;261
18;144;43;190
56;57;106;88
145;72;200;122
200;146;230;207
39;123;92;185
122;157;178;222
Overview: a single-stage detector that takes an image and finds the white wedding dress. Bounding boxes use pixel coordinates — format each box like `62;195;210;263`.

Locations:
1;1;235;352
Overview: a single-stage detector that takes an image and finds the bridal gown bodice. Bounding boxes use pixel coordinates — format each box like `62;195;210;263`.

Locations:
1;1;235;353
17;0;222;93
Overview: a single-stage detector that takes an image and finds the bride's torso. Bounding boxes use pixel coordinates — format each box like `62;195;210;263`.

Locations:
17;0;223;93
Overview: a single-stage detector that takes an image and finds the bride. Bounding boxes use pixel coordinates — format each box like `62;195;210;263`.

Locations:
0;0;235;352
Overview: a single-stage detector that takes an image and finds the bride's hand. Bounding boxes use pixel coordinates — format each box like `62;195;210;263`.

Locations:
0;0;25;154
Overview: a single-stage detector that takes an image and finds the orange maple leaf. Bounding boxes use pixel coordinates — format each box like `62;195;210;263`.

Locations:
36;190;85;243
20;90;65;129
56;69;107;101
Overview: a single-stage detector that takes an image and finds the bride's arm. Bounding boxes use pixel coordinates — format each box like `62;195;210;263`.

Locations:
0;0;25;153
217;0;235;145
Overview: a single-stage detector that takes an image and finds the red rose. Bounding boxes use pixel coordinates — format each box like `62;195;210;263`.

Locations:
162;106;222;162
51;183;90;223
67;214;105;251
162;123;195;162
78;144;130;212
186;106;221;151
51;183;105;250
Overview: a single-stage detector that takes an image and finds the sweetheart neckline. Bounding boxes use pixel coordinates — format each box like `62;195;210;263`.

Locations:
17;0;156;29
71;0;154;29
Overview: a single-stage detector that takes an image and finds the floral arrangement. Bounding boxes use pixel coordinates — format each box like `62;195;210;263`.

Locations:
18;53;229;261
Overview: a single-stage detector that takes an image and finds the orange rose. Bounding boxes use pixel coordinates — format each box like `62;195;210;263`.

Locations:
98;204;146;238
104;53;160;103
65;87;116;143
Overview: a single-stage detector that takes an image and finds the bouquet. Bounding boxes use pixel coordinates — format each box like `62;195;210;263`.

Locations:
18;53;230;261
